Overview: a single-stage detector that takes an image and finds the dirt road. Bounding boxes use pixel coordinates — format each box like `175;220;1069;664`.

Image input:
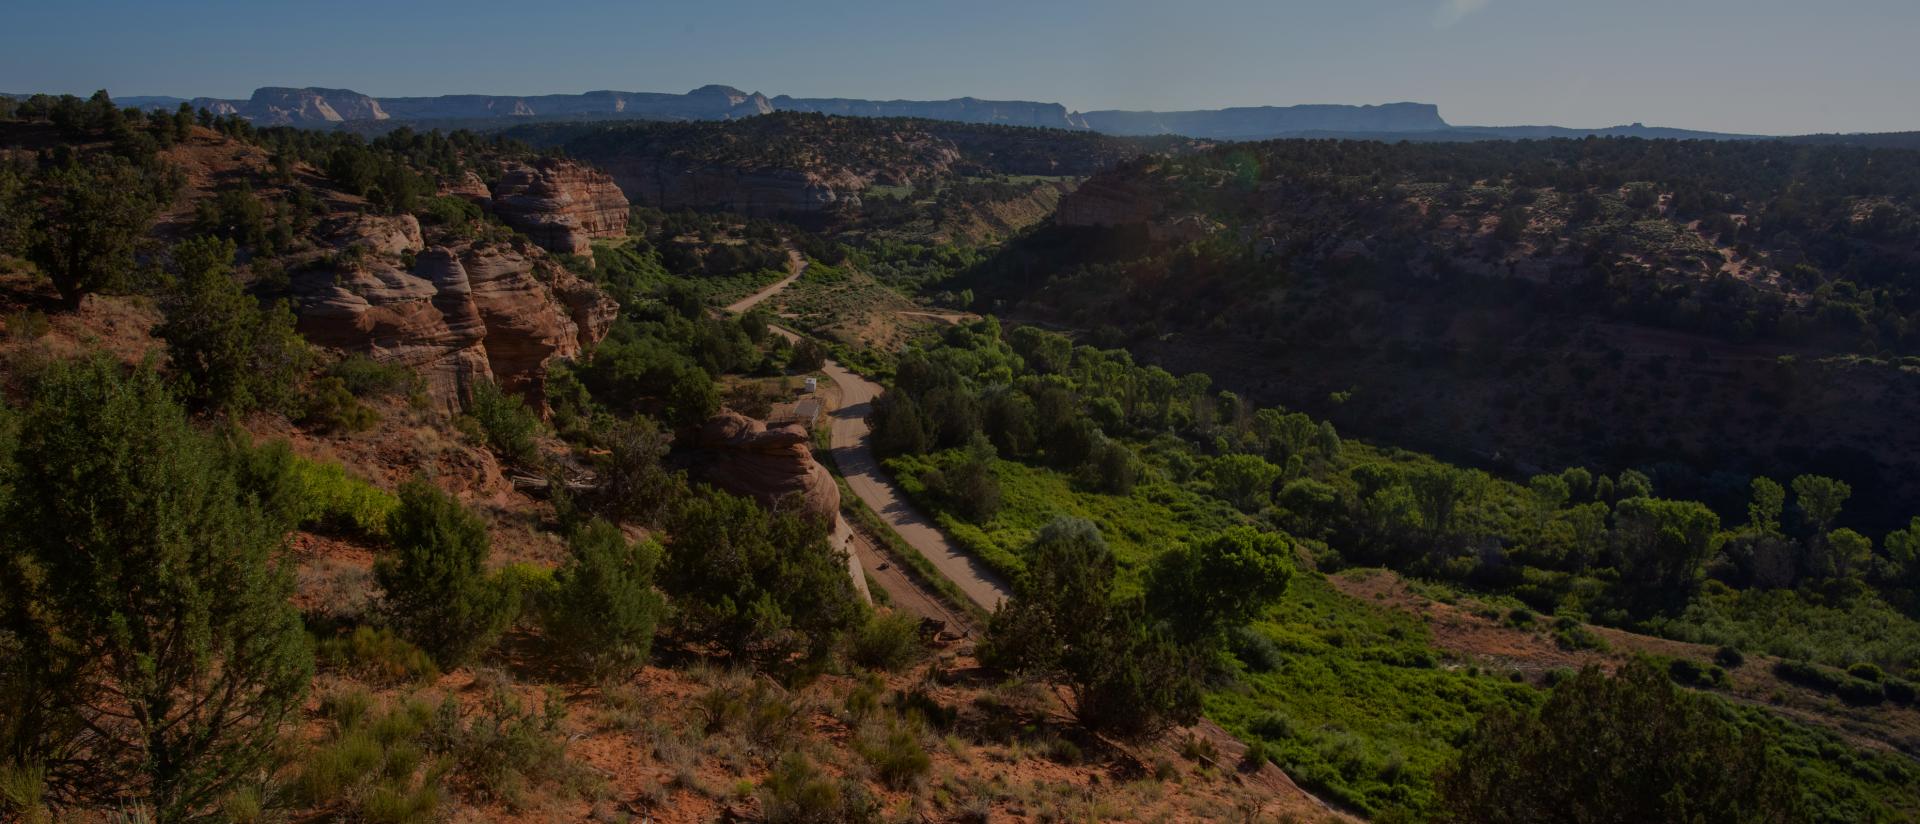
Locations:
723;248;807;314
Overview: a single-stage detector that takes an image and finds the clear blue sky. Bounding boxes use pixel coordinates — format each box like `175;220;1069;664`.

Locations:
4;0;1915;135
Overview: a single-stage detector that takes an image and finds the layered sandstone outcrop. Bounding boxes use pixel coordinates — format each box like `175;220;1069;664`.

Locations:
490;158;629;257
293;217;616;411
682;412;839;525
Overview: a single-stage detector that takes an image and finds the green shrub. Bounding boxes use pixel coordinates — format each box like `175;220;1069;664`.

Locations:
329;354;421;398
293;730;383;806
1043;735;1084;765
1835;678;1885;706
317;626;441;686
292;696;443;818
541;519;665;678
376;479;519;667
1551;617;1608;652
464;380;542;466
1713;645;1745;669
1229;625;1284;672
303;376;380;433
320;688;375;731
359;782;440;824
285;456;398;539
857;720;931;789
426;686;587;810
1773;660;1846;692
848;612;925;672
759;754;876;824
1179;735;1219;764
0;764;49;824
219;786;263;824
1666;658;1710;687
416;195;481;231
1250;710;1295;741
1885;678;1917;705
890;687;958;731
3;309;50;341
1846;662;1884;682
1243;738;1283;769
1771;660;1884;705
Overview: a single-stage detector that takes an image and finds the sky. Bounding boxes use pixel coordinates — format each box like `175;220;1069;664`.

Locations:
3;0;1916;135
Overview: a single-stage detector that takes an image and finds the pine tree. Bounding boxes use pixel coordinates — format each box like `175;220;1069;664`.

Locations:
158;237;309;414
27;155;159;310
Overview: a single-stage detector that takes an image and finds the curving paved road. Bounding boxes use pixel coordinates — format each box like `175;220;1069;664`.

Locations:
815;357;1013;611
735;254;1012;611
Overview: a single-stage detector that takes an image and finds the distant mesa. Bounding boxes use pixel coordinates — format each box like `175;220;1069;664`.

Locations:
92;85;1775;142
1075;102;1451;138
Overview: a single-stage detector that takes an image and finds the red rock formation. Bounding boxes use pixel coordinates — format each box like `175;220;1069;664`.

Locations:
294;220;617;412
490;158;629;257
683;412;840;526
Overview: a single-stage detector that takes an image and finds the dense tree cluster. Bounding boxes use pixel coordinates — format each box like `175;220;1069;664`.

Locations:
983;518;1293;737
1436;660;1808;824
660;487;868;669
158;237;310;414
889;319;1920;671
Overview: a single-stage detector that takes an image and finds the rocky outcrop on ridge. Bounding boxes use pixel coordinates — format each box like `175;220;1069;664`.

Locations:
437;170;492;206
489;158;630;257
292;217;616;411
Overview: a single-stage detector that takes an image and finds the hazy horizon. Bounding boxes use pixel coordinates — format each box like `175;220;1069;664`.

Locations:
4;0;1917;135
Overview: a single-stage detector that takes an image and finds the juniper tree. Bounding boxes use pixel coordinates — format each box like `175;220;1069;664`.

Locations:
375;478;519;667
543;519;665;678
0;357;310;821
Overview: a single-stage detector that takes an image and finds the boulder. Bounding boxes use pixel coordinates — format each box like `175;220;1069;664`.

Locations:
490;158;629;257
683;412;839;526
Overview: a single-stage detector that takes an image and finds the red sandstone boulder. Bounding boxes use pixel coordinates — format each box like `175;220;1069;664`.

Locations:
683;412;839;525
